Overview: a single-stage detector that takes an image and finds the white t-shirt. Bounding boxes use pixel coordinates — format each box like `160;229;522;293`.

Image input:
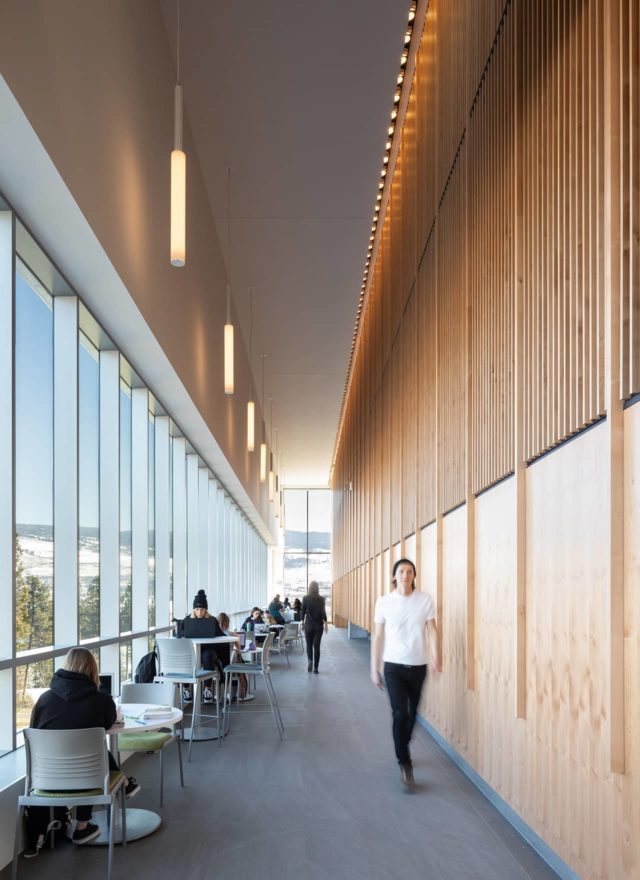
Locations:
374;589;436;665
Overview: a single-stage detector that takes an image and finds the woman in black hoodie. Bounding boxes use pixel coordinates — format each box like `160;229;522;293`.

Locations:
30;647;139;844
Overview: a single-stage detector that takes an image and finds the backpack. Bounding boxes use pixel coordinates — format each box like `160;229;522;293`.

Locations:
134;649;157;683
24;806;71;857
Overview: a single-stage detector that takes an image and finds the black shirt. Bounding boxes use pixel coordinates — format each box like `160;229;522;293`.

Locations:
301;595;327;627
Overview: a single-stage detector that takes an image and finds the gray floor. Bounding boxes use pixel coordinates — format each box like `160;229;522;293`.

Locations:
5;629;560;880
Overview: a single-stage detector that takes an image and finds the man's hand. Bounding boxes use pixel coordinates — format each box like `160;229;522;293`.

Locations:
371;669;383;689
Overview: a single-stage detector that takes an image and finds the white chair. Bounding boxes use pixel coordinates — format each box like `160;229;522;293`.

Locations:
269;627;290;666
284;622;303;652
223;632;284;739
154;637;222;760
13;727;127;880
117;682;184;806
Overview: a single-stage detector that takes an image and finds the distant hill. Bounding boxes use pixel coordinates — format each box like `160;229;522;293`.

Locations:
284;530;330;552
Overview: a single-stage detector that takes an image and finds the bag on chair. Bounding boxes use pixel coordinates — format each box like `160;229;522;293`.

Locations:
134;649;157;683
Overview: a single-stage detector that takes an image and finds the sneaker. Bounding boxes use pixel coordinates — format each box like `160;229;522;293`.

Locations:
314;668;319;674
23;834;45;858
400;764;415;792
72;823;100;845
181;687;193;703
240;693;255;702
125;777;141;799
307;662;312;673
203;687;213;703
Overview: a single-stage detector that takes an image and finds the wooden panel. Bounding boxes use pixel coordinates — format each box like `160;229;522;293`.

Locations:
417;235;437;526
401;289;417;538
389;336;402;544
437;145;466;513
468;9;516;494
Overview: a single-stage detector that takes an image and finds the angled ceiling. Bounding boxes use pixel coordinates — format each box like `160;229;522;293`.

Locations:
160;0;409;486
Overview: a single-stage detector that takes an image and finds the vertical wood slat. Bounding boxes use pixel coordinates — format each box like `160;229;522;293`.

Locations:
604;0;625;776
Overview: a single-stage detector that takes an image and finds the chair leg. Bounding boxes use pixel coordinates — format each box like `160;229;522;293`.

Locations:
223;673;232;734
121;786;127;847
159;748;165;807
48;807;54;849
108;796;116;880
215;677;222;747
12;804;22;880
176;737;185;787
265;672;284;738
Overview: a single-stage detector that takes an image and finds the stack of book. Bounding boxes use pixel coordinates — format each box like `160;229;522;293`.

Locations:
142;705;174;721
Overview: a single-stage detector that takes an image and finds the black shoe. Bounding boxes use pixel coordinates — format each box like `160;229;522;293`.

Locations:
400;764;415;792
72;823;100;845
314;668;319;674
307;662;312;673
125;777;141;799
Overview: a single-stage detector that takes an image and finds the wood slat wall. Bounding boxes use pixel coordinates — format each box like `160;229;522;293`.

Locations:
331;1;640;877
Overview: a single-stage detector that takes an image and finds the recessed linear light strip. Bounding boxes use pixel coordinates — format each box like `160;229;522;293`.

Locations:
330;0;425;479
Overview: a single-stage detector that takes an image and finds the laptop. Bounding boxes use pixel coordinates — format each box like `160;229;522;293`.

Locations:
253;622;268;634
98;673;113;696
182;617;219;638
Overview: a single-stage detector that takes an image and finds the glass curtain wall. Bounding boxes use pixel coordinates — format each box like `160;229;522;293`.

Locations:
283;489;332;617
0;204;269;753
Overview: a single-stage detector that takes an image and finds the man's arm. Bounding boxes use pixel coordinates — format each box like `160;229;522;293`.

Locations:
427;618;441;673
370;621;385;688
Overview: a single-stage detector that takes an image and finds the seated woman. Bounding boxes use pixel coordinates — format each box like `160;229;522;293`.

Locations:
182;589;225;702
217;613;253;702
241;607;264;631
292;597;302;621
30;647;139;845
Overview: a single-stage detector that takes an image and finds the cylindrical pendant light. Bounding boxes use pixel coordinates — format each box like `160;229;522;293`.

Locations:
247;400;255;452
170;5;185;267
259;354;267;482
224;292;234;394
247;287;255;451
224;167;234;394
268;400;275;502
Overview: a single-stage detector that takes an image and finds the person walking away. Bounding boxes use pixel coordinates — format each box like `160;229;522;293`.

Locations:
301;581;328;673
370;558;441;791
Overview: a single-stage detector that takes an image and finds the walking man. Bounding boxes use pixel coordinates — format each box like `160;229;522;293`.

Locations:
371;558;441;791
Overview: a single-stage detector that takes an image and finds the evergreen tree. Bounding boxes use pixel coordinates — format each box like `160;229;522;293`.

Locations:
15;537;53;698
79;576;100;640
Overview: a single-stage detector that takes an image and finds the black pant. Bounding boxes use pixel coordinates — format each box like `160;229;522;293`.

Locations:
76;752;120;821
305;624;324;670
383;662;427;766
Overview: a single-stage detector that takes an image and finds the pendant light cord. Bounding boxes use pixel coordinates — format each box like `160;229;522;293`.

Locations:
176;0;181;85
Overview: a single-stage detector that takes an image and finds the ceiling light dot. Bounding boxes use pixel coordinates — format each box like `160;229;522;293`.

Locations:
388;125;394;136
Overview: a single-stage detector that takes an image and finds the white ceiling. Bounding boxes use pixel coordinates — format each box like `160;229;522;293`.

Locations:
160;0;409;486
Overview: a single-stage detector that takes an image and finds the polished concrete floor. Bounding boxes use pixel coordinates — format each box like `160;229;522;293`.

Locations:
5;629;559;880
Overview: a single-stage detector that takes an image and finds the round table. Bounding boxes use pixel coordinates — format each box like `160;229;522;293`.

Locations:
88;702;183;845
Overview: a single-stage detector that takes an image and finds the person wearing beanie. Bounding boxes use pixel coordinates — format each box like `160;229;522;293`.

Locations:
182;590;225;702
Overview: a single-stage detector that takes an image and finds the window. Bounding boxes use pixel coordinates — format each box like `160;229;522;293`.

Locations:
79;333;100;641
120;380;132;633
283;489;332;617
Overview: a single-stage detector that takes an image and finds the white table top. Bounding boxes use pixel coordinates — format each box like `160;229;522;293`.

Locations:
107;703;183;735
189;635;238;645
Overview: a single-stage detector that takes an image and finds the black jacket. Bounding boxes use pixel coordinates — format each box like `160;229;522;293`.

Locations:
301;595;327;627
30;669;116;731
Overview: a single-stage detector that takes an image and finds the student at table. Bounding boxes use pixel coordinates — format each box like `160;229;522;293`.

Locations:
268;594;286;624
183;589;225;702
241;607;264;631
30;647;140;846
217;613;252;702
292;598;302;621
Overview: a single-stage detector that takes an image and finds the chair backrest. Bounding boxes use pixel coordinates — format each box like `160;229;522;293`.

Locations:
24;727;109;794
121;680;179;708
156;637;197;676
260;631;275;670
284;623;298;641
